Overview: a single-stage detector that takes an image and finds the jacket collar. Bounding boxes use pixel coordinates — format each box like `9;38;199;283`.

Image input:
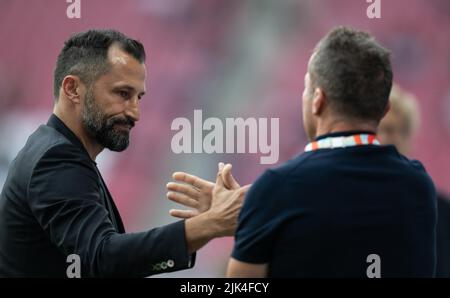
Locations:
47;114;96;164
315;130;376;141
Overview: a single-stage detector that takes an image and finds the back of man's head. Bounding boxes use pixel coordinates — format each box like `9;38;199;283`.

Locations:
309;26;393;123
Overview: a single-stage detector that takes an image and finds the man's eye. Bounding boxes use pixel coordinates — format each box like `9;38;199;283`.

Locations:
118;90;130;98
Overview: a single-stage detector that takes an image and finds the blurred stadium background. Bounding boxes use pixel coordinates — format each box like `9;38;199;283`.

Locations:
0;0;449;277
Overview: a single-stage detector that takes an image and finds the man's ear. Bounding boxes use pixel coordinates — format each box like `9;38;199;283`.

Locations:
61;75;84;104
312;87;326;116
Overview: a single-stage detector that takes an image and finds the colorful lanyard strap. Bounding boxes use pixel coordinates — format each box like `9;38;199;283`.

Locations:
304;134;380;152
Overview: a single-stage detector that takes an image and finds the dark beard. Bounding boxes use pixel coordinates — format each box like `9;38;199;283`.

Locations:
82;89;134;152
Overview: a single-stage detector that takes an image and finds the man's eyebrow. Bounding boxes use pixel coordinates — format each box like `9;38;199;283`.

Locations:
114;85;134;91
113;85;145;96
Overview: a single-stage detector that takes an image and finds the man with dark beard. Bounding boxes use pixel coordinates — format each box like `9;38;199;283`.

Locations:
0;29;248;277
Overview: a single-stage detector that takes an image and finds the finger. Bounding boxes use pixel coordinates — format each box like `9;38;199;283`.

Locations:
172;172;213;190
222;164;240;189
215;166;225;190
167;191;199;208
239;184;252;195
218;162;225;172
166;182;199;199
169;209;198;219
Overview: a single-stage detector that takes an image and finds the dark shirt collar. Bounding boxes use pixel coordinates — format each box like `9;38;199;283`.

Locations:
315;130;376;141
47;114;96;164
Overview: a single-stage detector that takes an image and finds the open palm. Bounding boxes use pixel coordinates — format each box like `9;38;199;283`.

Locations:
166;163;240;219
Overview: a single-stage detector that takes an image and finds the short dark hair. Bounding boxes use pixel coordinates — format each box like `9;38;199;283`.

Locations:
53;29;146;101
309;26;393;122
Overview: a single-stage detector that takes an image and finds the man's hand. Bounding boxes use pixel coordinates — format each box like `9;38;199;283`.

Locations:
208;164;251;237
183;163;251;254
166;162;240;219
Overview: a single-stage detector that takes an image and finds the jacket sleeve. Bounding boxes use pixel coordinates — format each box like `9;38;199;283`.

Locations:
28;143;194;277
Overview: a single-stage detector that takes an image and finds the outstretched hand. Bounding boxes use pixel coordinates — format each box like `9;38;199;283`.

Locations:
209;164;251;236
166;162;241;219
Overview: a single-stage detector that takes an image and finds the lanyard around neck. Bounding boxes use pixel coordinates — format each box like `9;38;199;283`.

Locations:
304;134;380;152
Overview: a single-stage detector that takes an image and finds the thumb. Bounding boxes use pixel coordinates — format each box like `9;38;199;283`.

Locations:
222;164;240;189
215;162;225;189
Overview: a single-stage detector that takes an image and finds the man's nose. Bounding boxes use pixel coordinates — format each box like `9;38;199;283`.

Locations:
125;97;140;123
